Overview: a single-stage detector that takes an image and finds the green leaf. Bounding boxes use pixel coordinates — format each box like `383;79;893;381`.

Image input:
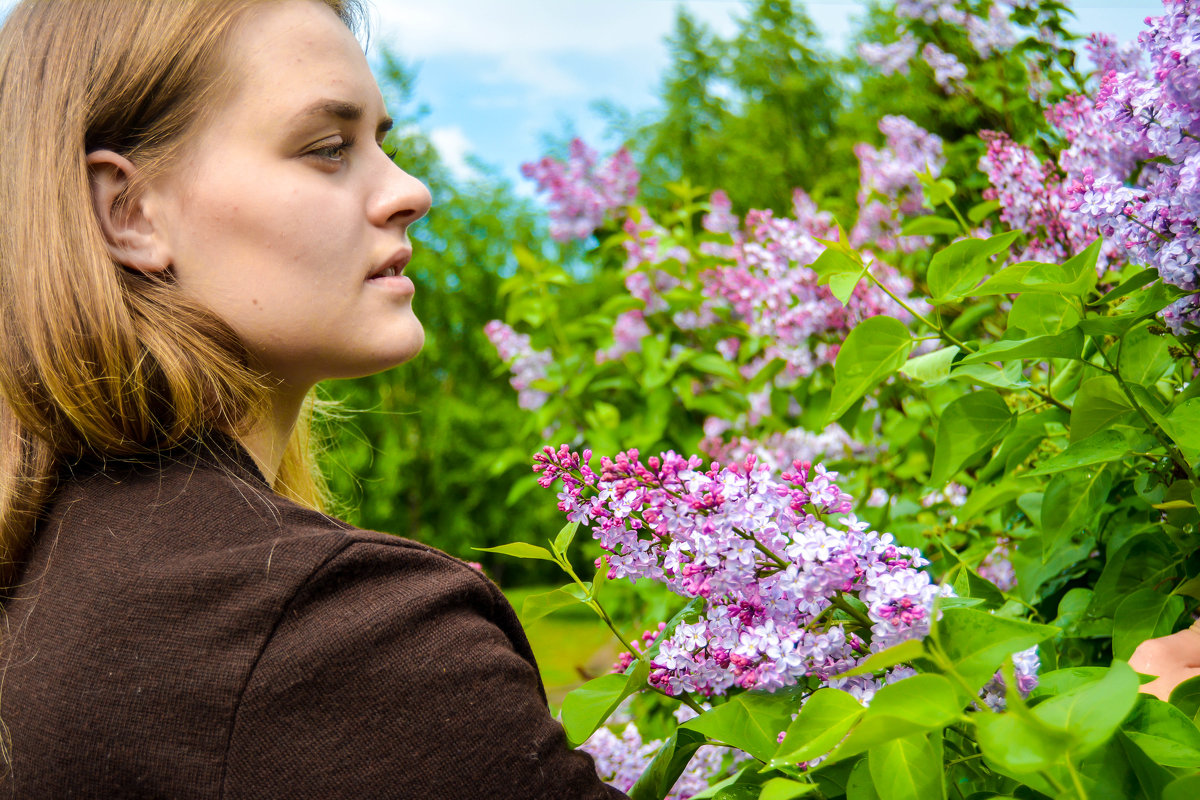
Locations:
1169;674;1200;719
1007;293;1083;337
840;640;927;678
899;216;961;237
1122;695;1200;768
898;346;959;386
1033;660;1139;758
846;757;881;800
830;266;867;306
519;584;589;622
758;778;820;800
1112;589;1185;661
868;734;944;800
682;691;801;761
933;608;1058;691
970;239;1101;298
975;707;1073;774
948;360;1030;389
553;520;580;555
828;675;963;761
472;542;558;562
917;171;957;207
927;231;1022;303
1089;534;1180;617
811;245;861;281
956;328;1085;365
1070;375;1135;443
686;765;771;800
1165;398;1200;458
773;688;866;766
560;658;649;747
627;727;707;800
930;390;1016;485
691;353;741;382
1116;730;1176;800
1091;267;1159;306
1031;667;1111;699
968;199;1001;224
1118;324;1174;386
1040;467;1113;554
1026;430;1130;476
1164;773;1200;800
827;316;913;423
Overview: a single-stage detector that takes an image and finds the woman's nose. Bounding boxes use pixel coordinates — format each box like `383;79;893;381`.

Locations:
371;158;432;230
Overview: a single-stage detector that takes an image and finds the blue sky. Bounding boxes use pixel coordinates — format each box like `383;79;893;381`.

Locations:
364;0;1164;190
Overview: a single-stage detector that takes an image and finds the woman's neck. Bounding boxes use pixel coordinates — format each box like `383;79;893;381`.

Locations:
235;387;307;487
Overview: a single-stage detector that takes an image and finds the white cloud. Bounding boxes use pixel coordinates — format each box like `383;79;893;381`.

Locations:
369;0;737;60
428;124;479;181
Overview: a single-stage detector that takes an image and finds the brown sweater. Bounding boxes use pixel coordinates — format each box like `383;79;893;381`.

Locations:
0;436;626;799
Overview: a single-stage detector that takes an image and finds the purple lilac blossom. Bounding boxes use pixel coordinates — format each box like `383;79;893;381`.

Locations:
851;116;946;251
922;43;968;90
622;189;919;382
521;138;639;243
966;5;1017;58
483;320;553;410
858;33;919;76
533;446;954;697
978;538;1017;592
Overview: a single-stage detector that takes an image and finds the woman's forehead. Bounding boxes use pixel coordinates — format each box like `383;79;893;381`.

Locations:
219;0;383;124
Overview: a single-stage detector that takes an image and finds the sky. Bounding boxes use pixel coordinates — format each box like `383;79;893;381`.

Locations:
363;0;1167;189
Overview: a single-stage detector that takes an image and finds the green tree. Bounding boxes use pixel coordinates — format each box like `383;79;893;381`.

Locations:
632;0;847;214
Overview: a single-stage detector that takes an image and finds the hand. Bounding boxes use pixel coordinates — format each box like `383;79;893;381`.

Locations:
1129;626;1200;701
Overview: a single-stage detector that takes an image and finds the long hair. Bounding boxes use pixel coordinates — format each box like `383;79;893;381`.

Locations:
0;0;364;590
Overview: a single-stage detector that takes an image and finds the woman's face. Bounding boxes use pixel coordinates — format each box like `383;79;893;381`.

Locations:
150;0;432;390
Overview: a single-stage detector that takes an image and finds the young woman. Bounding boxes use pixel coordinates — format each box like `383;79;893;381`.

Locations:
0;1;624;796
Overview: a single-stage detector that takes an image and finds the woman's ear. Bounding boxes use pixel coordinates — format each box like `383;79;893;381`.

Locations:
86;150;171;274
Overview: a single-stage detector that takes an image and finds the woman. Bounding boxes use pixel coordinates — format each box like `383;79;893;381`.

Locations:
0;1;624;797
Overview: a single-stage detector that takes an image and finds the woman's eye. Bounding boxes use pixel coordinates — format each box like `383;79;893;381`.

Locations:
381;141;399;161
308;138;351;162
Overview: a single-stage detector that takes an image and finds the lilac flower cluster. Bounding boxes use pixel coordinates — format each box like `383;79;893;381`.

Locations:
851;116;946;251
708;192;920;379
699;421;875;476
922;43;968;91
978;0;1200;330
521;138;639;243
611;187;919;383
978;538;1017;592
533;446;953;698
858;34;919;76
863;1;1022;87
483;320;553;411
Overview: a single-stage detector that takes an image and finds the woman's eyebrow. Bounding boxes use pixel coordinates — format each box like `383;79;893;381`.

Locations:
293;98;393;136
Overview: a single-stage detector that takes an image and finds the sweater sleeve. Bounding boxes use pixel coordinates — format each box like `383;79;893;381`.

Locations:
220;536;627;800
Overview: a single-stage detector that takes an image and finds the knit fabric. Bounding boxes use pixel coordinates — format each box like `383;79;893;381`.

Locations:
0;436;625;799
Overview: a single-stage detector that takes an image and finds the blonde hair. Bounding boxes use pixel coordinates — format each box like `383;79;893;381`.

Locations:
0;0;364;589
